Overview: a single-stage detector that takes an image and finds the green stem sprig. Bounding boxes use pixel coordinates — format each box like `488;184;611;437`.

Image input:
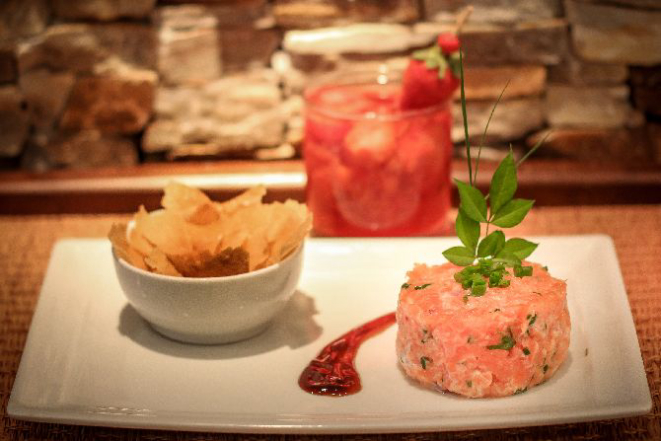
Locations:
442;48;543;297
474;79;510;184
458;49;472;187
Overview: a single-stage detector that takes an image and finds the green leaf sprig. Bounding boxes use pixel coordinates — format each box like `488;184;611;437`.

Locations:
442;49;545;297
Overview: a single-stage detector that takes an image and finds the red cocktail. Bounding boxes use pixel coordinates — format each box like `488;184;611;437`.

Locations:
303;70;453;236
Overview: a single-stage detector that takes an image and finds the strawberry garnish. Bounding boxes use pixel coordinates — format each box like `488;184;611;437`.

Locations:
400;33;462;110
437;33;461;54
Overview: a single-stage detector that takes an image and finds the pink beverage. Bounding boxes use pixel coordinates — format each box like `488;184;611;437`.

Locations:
303;71;453;236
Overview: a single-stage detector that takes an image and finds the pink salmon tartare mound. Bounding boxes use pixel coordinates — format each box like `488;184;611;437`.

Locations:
396;262;570;398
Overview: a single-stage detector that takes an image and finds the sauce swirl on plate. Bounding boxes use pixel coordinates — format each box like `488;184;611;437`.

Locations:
298;312;396;397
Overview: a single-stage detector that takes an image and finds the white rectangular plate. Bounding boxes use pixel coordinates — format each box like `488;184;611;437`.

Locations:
8;236;651;434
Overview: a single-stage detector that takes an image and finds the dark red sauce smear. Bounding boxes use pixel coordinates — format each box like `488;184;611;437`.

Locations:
298;311;396;397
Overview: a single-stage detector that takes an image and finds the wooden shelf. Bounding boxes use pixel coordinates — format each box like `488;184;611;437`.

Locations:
1;159;660;214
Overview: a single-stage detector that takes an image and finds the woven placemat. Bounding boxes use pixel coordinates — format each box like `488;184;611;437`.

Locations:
1;207;660;441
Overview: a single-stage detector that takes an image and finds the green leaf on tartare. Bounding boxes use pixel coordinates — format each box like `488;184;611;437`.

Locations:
491;199;534;228
455;180;488;222
502;238;538;260
442;246;476;266
477;230;505;258
456;209;480;252
489;152;517;214
493;249;522;266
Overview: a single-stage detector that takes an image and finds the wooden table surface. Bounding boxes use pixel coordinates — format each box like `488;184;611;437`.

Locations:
1;205;660;440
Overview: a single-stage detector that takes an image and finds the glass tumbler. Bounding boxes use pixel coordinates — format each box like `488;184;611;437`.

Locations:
303;68;454;237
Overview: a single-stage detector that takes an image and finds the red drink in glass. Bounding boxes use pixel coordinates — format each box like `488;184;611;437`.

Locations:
303;70;453;236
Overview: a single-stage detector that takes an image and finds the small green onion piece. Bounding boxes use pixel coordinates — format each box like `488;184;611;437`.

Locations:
523;347;530;355
471;283;486;296
414;283;432;290
401;283;411;289
421;356;431;369
514;265;533;278
488;271;503;287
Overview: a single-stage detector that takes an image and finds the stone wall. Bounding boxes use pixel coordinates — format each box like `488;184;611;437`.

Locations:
0;0;660;170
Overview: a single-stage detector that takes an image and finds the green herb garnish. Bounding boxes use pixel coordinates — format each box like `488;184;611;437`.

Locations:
421;356;432;369
414;283;432;290
442;49;543;296
523;347;530;356
487;328;515;351
514;264;533;278
401;283;411;289
527;313;537;327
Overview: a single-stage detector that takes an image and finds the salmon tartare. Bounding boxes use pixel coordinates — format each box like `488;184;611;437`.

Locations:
396;261;570;398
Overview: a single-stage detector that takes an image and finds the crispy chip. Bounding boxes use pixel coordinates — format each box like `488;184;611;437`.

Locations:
162;181;212;212
108;223;148;271
216;186;266;214
145;247;182;277
128;206;156;256
162;181;220;225
110;182;311;278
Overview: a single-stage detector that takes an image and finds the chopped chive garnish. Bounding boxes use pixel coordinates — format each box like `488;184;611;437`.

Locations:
528;314;537;327
487;329;515;351
414;283;432;290
401;283;411;289
514;265;533;278
471;283;486;296
523;347;530;355
421;356;431;369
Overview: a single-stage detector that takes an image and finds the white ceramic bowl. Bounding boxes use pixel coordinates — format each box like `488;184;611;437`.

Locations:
112;244;304;345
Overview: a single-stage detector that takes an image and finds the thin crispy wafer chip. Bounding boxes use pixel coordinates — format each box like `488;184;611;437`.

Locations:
145;247;182;277
110;181;311;278
108;223;148;271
